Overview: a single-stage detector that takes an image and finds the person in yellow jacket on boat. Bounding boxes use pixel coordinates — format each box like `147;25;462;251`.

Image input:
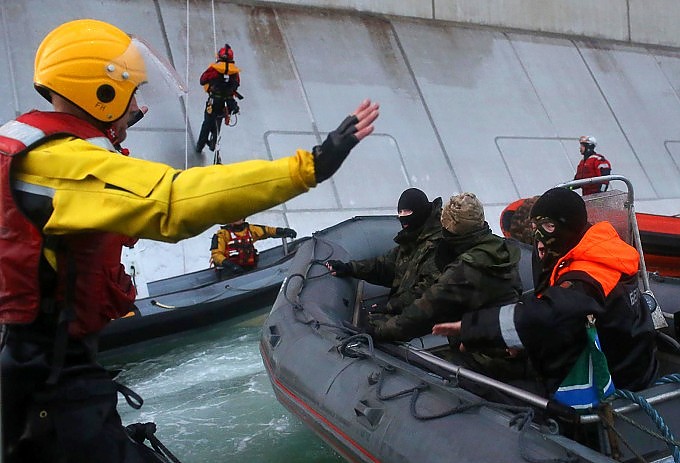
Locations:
0;19;379;463
210;218;297;272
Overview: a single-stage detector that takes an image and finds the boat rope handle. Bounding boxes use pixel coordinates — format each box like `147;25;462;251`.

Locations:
612;388;680;462
337;333;374;359
150;300;176;309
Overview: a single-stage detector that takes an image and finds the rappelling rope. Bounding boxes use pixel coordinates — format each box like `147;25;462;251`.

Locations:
184;0;190;169
210;0;217;56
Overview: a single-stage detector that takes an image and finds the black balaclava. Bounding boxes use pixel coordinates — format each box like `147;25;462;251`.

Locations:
397;188;431;230
530;187;588;292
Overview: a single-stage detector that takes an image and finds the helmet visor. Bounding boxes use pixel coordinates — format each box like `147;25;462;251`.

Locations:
125;36;187;127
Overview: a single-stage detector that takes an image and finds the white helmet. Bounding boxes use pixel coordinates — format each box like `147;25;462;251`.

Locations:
579;135;597;147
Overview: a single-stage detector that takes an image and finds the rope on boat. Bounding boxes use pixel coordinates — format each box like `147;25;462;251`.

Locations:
656;373;680;385
298;236;579;461
368;359;577;463
612;387;680;463
596;405;647;463
282;236;366;335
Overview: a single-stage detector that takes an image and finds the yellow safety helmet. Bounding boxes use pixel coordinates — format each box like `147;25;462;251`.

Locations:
34;19;147;123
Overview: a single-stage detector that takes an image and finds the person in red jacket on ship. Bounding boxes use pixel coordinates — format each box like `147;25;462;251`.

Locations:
574;135;612;195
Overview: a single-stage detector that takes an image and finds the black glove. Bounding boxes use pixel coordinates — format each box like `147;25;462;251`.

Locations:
326;260;353;277
227;98;239;115
277;227;297;239
312;114;360;183
341;320;375;337
218;260;245;275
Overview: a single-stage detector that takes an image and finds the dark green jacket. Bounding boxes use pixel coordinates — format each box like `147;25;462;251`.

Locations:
371;225;523;341
351;198;443;314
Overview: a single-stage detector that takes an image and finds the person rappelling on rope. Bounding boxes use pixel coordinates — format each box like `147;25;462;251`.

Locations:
195;43;242;154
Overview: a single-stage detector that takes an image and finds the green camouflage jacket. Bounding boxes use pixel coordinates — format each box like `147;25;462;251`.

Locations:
350;198;443;314
370;226;523;341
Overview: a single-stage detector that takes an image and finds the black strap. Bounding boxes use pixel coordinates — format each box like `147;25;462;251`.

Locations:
115;381;145;410
46;253;77;385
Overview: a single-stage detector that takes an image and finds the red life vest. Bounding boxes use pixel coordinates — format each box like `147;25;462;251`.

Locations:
575;153;611;195
224;227;258;268
0;111;136;338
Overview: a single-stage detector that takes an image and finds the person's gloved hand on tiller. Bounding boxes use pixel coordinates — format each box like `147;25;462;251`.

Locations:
325;260;353;277
276;227;297;239
218;260;245;275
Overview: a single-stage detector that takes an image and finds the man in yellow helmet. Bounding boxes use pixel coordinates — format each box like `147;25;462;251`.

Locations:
0;19;379;462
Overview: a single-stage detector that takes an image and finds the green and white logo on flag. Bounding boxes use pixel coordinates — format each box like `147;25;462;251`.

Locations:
553;323;615;411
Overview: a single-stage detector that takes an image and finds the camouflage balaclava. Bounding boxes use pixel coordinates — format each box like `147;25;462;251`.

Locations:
530;187;588;291
397;188;432;230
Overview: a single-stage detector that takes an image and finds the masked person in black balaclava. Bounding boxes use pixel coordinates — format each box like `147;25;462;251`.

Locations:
368;193;522;344
396;187;432;230
433;187;657;397
326;188;443;316
530;187;589;295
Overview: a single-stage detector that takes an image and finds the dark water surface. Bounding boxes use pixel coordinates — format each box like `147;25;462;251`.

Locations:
103;313;343;463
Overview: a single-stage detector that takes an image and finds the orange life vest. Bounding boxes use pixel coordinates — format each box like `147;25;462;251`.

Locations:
224;227;258;268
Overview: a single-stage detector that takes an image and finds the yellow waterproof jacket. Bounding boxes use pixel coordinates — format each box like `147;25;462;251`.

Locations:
13;137;316;241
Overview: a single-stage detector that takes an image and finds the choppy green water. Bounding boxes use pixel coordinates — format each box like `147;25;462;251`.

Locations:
103;314;343;463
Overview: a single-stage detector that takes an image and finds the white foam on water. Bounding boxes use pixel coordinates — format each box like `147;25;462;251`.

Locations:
106;321;342;462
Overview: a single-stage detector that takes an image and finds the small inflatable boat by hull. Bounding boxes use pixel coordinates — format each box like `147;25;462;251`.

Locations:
99;238;306;352
262;208;680;462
